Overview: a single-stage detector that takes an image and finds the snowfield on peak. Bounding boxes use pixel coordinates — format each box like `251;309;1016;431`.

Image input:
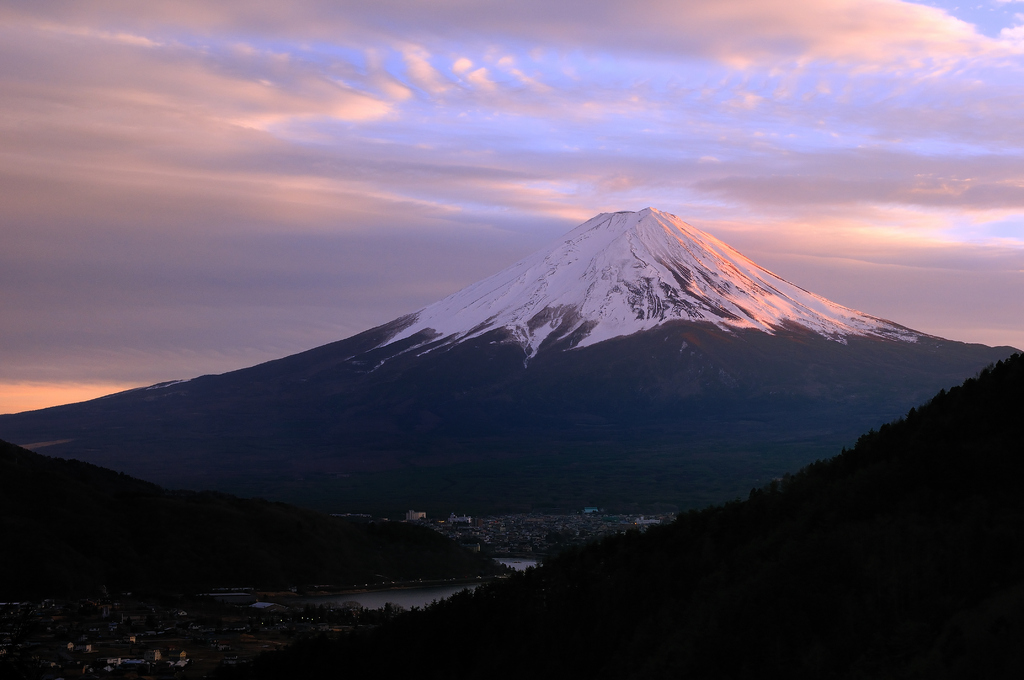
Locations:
384;208;919;357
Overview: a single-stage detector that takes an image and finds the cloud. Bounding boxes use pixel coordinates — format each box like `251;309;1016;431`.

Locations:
401;45;454;94
690;150;1024;211
6;0;1003;68
1001;16;1024;42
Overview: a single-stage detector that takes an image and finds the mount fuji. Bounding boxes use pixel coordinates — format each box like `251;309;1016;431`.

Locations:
386;208;917;357
0;209;1014;513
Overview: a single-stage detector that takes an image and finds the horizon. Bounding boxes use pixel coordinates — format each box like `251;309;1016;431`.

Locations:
3;1;1023;415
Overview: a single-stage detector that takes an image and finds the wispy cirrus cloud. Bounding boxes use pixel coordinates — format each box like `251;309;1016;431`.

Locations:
8;0;1005;64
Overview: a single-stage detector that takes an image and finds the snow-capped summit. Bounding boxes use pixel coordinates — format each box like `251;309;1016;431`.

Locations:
385;208;918;357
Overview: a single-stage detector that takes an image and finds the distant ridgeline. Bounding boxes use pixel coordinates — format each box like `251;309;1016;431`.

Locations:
224;353;1024;679
0;442;498;599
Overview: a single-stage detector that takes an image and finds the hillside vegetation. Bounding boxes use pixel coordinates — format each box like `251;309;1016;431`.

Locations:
0;442;496;600
230;352;1024;679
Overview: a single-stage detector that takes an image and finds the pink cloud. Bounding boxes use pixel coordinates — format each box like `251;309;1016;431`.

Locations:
4;0;1004;68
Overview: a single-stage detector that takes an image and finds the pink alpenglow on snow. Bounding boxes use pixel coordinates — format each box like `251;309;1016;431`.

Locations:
386;208;920;358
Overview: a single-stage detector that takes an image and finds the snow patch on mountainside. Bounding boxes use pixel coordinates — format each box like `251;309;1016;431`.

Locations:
384;208;919;357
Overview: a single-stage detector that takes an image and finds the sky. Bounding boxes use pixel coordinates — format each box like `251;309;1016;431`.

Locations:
2;0;1024;415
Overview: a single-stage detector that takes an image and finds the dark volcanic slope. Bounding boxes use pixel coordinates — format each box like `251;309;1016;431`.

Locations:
0;320;1014;510
230;352;1024;680
0;439;497;600
1;208;1017;512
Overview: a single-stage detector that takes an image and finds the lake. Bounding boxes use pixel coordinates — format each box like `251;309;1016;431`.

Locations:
300;584;479;610
298;559;540;610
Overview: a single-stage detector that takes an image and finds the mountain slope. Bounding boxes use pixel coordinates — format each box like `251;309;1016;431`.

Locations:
0;439;498;599
0;209;1015;513
388;208;917;358
230;352;1024;679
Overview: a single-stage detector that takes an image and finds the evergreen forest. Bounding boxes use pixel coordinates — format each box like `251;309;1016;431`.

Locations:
224;352;1024;679
0;442;497;600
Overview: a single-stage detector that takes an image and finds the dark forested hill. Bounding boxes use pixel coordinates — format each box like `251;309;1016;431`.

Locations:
229;352;1024;679
0;441;497;600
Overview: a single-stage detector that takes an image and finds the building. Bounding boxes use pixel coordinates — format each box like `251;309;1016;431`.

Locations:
405;510;426;521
